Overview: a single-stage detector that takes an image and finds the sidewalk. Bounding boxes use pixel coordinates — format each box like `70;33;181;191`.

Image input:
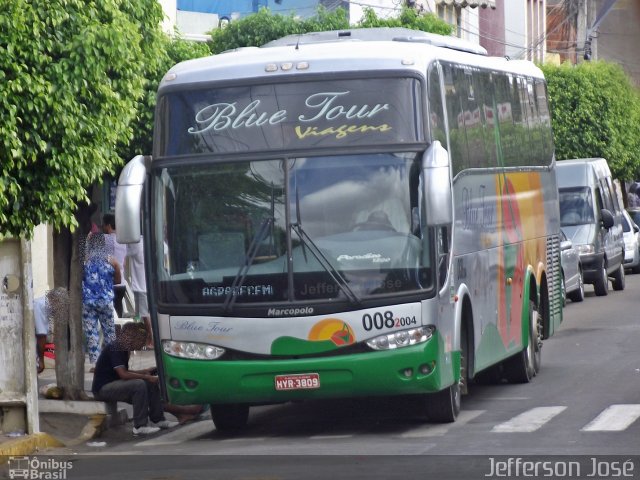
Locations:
0;349;157;459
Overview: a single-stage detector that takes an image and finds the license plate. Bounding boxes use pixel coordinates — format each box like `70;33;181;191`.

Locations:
274;373;320;391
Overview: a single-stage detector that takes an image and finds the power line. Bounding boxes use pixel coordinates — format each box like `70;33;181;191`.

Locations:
495;0;579;61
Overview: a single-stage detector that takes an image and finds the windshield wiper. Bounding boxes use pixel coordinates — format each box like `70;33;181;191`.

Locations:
222;215;273;314
222;184;277;314
290;222;361;307
288;175;360;306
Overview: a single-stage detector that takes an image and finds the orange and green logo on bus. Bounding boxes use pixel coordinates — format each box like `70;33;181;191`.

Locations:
270;318;356;355
497;175;525;349
308;318;356;346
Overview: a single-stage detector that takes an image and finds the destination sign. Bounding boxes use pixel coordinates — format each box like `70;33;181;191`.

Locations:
157;77;423;155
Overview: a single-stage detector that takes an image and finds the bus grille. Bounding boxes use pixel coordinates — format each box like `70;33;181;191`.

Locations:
546;234;562;325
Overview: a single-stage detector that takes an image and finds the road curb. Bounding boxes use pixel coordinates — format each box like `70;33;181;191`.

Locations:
0;408;122;460
0;432;65;461
65;414;108;447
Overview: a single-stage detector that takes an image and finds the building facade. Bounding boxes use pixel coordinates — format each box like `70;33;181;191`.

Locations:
165;0;501;42
547;0;640;86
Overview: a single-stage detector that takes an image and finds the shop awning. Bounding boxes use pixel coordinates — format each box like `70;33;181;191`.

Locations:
437;0;496;8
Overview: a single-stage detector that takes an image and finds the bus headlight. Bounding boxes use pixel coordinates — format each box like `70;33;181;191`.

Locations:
366;326;435;351
162;340;225;360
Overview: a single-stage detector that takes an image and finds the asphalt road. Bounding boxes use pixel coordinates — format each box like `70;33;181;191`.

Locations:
18;272;640;479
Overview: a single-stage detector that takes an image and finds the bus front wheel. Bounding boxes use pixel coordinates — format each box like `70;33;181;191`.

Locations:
424;382;460;423
211;404;250;433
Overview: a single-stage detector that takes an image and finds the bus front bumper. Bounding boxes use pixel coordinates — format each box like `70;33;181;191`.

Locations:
162;337;457;405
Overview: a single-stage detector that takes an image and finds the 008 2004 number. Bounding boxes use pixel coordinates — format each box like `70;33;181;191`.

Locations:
362;311;417;331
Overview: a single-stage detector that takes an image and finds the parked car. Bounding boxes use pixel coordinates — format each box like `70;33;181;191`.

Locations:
621;209;640;273
560;228;584;304
557;158;625;296
626;207;640;230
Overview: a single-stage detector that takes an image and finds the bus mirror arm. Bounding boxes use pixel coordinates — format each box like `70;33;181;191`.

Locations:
423;141;453;226
115;155;150;244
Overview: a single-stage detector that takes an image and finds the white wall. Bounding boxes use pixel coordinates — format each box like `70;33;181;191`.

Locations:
461;6;481;44
158;0;177;34
504;0;527;59
31;224;53;298
176;10;220;37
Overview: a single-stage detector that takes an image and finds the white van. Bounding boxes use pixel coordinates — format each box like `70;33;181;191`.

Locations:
557;158;625;296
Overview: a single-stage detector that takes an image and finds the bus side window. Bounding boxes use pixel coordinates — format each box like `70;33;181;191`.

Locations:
427;63;446;146
534;80;553;163
474;71;497;168
442;64;470;177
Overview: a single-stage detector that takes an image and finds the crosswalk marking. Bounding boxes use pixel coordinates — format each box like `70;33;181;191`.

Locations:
581;404;640;432
401;410;484;438
220;437;269;443
131;403;640;446
492;406;567;432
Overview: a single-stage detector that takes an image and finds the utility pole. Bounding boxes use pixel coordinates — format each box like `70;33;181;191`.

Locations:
583;0;619;60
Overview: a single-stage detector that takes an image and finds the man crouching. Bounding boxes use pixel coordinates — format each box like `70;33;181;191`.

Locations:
91;322;177;435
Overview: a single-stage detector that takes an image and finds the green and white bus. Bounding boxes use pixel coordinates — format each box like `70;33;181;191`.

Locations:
116;28;562;431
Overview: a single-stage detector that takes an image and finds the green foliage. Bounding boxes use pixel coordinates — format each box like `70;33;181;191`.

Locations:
208;8;307;54
541;61;640;180
120;34;210;159
0;0;165;237
358;7;452;36
208;6;451;53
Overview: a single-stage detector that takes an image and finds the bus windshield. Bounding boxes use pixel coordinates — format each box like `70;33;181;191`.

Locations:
153;152;435;307
559;187;595;226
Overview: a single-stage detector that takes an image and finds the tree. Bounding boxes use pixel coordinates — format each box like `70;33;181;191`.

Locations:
358;5;452;35
119;34;210;160
541;61;640;180
208;6;452;54
0;0;165;399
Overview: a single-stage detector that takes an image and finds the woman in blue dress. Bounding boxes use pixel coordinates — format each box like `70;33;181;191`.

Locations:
82;232;122;365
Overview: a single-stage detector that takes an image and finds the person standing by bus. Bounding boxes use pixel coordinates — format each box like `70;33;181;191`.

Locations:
34;295;49;374
82;232;121;366
102;213;128;318
127;236;153;349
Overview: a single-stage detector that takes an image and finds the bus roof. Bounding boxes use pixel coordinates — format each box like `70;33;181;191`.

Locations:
159;28;544;91
261;27;489;55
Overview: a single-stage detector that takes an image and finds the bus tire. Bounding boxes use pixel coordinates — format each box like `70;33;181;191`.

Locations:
424;382;460;423
473;364;503;384
503;300;536;384
211;404;250;433
460;320;470;395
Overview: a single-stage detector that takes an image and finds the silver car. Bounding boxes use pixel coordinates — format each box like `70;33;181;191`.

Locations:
621;209;640;273
560;229;584;303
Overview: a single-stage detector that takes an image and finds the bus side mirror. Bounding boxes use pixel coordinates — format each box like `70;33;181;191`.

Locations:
423;141;452;226
115;155;149;244
600;208;614;230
